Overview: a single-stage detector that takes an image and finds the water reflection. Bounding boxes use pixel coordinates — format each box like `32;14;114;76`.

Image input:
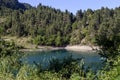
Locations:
21;49;104;70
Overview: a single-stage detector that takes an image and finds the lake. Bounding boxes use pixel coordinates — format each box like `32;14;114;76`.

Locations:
21;49;105;71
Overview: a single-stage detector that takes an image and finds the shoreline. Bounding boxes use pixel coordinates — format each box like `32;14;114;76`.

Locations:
65;45;99;52
20;45;100;52
2;36;100;52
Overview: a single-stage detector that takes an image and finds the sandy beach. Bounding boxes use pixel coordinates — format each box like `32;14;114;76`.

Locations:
65;45;99;51
20;45;99;52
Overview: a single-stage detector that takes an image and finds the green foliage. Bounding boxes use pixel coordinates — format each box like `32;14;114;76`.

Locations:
0;1;120;80
33;35;44;45
0;1;120;48
48;56;87;79
96;55;120;80
55;35;62;46
70;29;84;45
0;39;19;57
0;27;4;36
95;19;120;58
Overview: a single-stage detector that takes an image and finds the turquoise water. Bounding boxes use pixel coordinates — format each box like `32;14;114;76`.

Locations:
21;49;104;70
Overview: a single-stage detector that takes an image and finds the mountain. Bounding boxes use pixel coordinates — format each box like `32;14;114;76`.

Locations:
0;0;32;10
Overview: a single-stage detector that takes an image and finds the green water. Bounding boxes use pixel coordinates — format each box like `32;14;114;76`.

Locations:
21;49;105;70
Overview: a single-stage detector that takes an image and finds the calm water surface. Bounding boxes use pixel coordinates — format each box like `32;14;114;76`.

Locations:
21;49;105;70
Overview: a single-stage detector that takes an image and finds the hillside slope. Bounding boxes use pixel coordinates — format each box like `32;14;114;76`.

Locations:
0;0;31;10
0;1;120;47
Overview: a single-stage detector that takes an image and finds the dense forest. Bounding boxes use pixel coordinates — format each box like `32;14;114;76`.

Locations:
0;0;120;79
0;0;119;47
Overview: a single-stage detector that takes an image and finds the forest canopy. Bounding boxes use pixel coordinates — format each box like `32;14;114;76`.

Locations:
0;0;120;48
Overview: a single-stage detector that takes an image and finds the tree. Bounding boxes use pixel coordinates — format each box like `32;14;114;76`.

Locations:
55;32;62;46
76;10;83;21
96;19;120;58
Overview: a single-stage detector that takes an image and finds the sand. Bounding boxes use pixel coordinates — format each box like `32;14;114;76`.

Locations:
20;45;99;52
65;45;99;52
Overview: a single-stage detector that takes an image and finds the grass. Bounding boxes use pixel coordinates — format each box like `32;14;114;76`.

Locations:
2;36;36;49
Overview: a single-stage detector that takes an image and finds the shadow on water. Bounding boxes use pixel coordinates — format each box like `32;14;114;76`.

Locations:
20;49;105;71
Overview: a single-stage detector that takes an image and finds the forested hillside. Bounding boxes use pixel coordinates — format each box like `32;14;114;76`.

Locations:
0;0;120;80
0;0;120;47
0;0;31;9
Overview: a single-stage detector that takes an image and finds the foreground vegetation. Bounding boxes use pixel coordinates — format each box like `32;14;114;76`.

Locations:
0;39;120;80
